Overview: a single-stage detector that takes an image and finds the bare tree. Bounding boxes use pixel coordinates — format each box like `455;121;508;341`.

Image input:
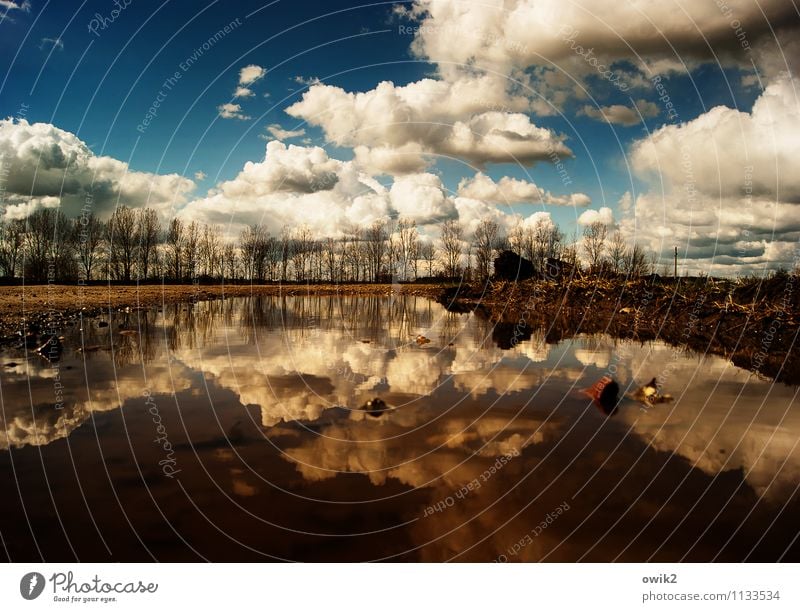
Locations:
621;243;647;277
474;218;501;281
365;220;388;282
279;229;292;281
137;208;161;280
200;223;221;278
395;218;418;281
222;242;238;280
49;210;76;281
0;219;25;278
418;241;436;277
439;219;463;278
324;237;339;282
23;209;76;282
183;220;200;281
608;231;628;276
410;235;420;280
106;206;139;282
582;221;608;274
342;225;365;282
24;210;51;281
560;230;580;272
239;225;262;281
508;223;525;257
165;218;184;281
73;213;104;282
292;226;313;281
534;221;562;269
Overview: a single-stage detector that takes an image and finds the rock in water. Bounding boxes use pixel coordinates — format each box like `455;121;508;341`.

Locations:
364;397;388;417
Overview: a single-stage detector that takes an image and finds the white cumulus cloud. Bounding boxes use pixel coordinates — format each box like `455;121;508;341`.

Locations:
218;102;250;120
457;172;590;207
622;73;800;273
266;124;306;140
286;75;570;171
0;118;195;220
238;64;266;85
578;206;615;227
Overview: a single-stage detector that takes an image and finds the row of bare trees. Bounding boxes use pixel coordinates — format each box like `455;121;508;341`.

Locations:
0;205;656;283
581;221;654;277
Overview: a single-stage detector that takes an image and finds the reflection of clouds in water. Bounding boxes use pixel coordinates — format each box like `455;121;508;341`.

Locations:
513;336;551;363
274;405;553;489
384;348;451;396
1;401;87;449
451;360;586;401
617;344;800;499
1;358;193;449
171;301;508;425
449;342;505;375
230;468;259;497
574;346;611;369
4;295;799;514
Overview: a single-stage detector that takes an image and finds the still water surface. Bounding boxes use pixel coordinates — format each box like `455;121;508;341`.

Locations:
1;295;798;561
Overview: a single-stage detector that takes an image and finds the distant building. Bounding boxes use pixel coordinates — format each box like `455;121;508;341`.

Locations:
493;250;536;281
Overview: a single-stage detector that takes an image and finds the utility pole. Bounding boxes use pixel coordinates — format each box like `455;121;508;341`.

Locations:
674;246;678;278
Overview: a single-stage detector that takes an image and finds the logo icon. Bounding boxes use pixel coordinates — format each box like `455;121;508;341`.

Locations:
20;572;45;600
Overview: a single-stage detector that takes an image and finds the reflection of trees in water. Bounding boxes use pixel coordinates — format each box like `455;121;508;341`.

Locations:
159;299;231;353
235;294;440;346
326;295;434;342
103;311;157;367
111;295;478;364
238;296;286;344
138;294;480;357
437;310;466;346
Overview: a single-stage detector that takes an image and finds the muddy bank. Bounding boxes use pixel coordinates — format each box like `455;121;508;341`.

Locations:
0;282;448;345
440;275;800;385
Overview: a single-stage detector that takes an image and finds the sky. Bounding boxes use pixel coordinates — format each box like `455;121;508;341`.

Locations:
1;0;799;275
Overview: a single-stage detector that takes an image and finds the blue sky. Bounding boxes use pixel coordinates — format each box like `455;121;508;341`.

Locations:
1;0;797;274
2;1;416;177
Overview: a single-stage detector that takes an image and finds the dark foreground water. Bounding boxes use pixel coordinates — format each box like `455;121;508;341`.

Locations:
1;295;798;561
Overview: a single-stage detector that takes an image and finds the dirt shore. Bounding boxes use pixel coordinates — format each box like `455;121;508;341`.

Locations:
441;275;800;385
0;282;448;338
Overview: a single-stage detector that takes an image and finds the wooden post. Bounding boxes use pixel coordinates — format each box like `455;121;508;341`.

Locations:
674;246;678;278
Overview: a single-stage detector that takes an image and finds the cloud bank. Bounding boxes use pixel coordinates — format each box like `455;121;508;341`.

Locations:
0;118;194;220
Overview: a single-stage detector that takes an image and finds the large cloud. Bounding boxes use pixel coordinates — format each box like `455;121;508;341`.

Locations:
285;75;572;171
223;140;342;195
578;206;615;227
0;119;195;220
389;172;457;224
392;0;800;130
182;140;563;237
458;172;590;207
182;141;386;235
402;0;798;76
622;74;800;273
